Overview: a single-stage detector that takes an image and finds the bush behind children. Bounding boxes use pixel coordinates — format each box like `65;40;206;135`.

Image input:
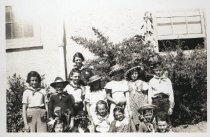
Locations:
22;53;174;132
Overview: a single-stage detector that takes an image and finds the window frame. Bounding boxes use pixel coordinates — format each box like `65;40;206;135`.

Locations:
152;9;206;52
5;5;43;50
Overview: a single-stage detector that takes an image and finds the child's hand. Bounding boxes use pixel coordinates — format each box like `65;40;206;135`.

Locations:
168;108;173;115
24;124;30;132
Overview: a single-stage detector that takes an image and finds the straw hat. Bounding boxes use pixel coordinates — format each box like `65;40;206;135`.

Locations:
87;75;101;84
137;104;157;113
108;64;125;76
50;77;69;88
124;63;143;80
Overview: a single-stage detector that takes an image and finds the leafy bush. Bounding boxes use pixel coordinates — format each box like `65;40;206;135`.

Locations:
7;74;25;132
71;13;207;126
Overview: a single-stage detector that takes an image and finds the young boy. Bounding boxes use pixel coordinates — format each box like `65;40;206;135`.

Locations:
148;62;174;117
156;113;171;133
48;77;75;130
64;68;86;116
137;104;157;132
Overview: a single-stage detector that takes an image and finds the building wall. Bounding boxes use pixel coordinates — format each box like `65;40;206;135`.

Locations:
5;0;208;86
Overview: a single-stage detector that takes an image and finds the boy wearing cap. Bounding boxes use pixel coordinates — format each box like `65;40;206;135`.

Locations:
137;104;157;132
48;77;75;130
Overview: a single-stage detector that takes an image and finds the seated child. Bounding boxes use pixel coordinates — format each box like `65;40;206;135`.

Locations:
109;106;130;132
156;113;171;133
52;116;68;132
48;77;75;130
137;104;157;132
92;100;112;132
71;111;94;133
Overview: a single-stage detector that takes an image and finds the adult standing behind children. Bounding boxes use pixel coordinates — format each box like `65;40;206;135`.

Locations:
148;62;174;117
72;52;94;86
48;77;75;131
22;71;48;132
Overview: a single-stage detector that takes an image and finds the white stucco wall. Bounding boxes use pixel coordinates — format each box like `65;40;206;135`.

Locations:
5;0;209;85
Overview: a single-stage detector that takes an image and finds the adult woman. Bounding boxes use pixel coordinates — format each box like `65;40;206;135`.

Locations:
72;52;94;86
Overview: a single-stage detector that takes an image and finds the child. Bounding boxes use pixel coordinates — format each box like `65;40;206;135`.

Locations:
71;111;94;132
109;106;130;132
148;62;174;117
124;63;149;131
22;71;48;132
52;115;68;132
156;113;171;133
48;77;75;130
92;100;112;132
137;104;156;132
104;64;129;121
64;68;86;116
85;75;107;117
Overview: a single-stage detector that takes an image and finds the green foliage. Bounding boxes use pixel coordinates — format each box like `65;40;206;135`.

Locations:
7;74;25;132
71;12;207;126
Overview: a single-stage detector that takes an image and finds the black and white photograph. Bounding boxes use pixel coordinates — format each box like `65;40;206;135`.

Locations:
0;0;208;134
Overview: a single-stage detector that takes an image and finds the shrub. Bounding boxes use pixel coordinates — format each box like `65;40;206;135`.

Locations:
71;26;207;126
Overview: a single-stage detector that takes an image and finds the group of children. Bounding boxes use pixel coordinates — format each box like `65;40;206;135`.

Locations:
22;52;174;133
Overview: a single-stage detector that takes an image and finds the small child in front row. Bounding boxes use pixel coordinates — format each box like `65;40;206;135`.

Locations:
92;100;112;132
109;106;130;132
156;113;171;133
137;104;156;132
104;64;130;121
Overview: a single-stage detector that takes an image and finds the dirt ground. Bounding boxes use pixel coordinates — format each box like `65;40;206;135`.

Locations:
172;121;207;132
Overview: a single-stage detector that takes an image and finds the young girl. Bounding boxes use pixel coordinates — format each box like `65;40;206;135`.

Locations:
124;64;149;131
85;75;107;117
22;71;48;132
52;116;68;132
104;64;129;121
71;111;94;133
64;68;86;116
109;106;130;132
92;100;112;132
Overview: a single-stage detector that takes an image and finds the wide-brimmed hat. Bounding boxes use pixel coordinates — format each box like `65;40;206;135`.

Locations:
124;63;143;80
87;75;101;84
50;77;69;88
137;104;157;113
108;64;125;76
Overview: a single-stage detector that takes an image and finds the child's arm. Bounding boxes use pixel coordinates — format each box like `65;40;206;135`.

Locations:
108;120;117;132
106;89;117;105
22;103;30;132
168;79;175;115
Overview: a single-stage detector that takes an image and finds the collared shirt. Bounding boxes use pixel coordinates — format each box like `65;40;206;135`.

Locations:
64;82;85;103
22;87;47;108
148;76;174;107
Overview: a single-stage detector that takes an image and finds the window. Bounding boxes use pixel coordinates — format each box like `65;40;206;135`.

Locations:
153;9;206;52
6;6;34;39
5;6;42;50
